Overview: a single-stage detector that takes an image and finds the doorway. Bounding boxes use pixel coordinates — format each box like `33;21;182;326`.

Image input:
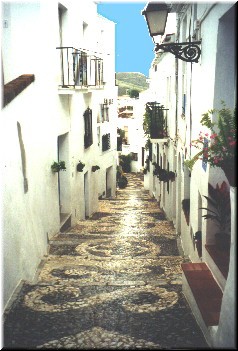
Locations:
84;172;89;218
176;153;182;235
106;166;112;198
58;133;71;228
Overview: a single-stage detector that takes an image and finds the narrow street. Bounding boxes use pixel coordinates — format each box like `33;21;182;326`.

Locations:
4;173;208;349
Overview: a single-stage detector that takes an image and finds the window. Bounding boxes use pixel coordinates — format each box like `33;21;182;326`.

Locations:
84;108;93;148
117;136;122;151
131;152;138;161
97;126;100;147
157;144;160;164
149;141;152;161
182;93;186;115
122;126;128;144
101;104;109;122
74;52;88;86
95;58;103;86
102;133;111;151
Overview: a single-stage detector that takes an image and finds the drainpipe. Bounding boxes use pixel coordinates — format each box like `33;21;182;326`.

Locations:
175;11;181;145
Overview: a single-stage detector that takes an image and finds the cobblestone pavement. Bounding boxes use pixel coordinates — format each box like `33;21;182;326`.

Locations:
3;173;208;349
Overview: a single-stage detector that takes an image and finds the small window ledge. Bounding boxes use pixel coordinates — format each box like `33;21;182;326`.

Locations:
150;138;169;143
3;74;35;107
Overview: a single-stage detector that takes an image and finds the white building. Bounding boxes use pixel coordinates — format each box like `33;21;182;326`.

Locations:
1;0;117;311
117;95;145;172
143;33;177;222
143;2;236;348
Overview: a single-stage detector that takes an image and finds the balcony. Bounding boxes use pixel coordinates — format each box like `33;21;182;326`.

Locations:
144;102;169;142
56;47;104;91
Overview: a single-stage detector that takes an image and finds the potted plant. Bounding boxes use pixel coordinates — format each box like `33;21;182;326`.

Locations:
92;165;100;172
51;161;66;172
116;165;128;188
119;154;132;173
77;161;85;172
117;175;128;189
200;182;231;250
184;102;236;187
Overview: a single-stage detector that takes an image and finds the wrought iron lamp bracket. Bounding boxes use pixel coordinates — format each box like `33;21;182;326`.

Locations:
155;41;202;63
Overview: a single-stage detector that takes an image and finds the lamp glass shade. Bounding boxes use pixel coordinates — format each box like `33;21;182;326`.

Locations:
142;3;169;37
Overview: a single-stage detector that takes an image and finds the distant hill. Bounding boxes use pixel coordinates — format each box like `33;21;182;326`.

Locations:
116;72;149;96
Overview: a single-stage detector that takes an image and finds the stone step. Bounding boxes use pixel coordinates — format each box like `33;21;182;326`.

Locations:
181;262;223;327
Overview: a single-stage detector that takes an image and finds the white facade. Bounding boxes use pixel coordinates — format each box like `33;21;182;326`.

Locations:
1;0;117;310
144;2;236;348
117;96;145;172
145;40;177;222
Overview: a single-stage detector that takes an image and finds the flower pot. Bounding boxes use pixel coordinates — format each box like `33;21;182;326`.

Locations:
77;163;85;172
51;161;66;172
92;165;100;172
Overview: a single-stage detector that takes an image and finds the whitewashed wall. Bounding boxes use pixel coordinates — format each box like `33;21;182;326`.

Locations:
1;0;117;310
176;2;236;347
146;2;236;347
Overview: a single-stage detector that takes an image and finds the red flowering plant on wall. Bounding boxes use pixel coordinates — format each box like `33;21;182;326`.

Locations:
184;102;236;186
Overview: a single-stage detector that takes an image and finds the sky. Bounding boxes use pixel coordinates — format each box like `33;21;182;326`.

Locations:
97;1;155;77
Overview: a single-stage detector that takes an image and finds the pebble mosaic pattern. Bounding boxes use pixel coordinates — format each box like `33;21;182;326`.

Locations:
3;173;208;349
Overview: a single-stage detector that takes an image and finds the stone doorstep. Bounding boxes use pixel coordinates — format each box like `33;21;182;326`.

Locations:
205;245;230;279
181;262;223;327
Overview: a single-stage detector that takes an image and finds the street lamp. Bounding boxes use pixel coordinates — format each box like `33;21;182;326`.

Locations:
142;2;201;63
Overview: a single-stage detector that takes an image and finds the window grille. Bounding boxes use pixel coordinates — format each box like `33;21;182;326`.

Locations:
117;137;122;151
102;133;111;151
145;102;168;139
84;107;93;148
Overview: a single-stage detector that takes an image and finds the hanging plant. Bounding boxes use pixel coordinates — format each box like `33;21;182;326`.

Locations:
145;157;150;165
77;161;85;172
153;163;161;176
168;171;176;182
158;169;169;182
92;165;100;172
51;161;66;172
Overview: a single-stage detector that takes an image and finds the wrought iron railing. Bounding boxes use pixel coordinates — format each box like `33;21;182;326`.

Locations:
102;133;111;151
56;47;104;88
144;102;168;139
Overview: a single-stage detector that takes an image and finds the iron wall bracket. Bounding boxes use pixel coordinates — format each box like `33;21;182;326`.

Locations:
155;41;202;63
